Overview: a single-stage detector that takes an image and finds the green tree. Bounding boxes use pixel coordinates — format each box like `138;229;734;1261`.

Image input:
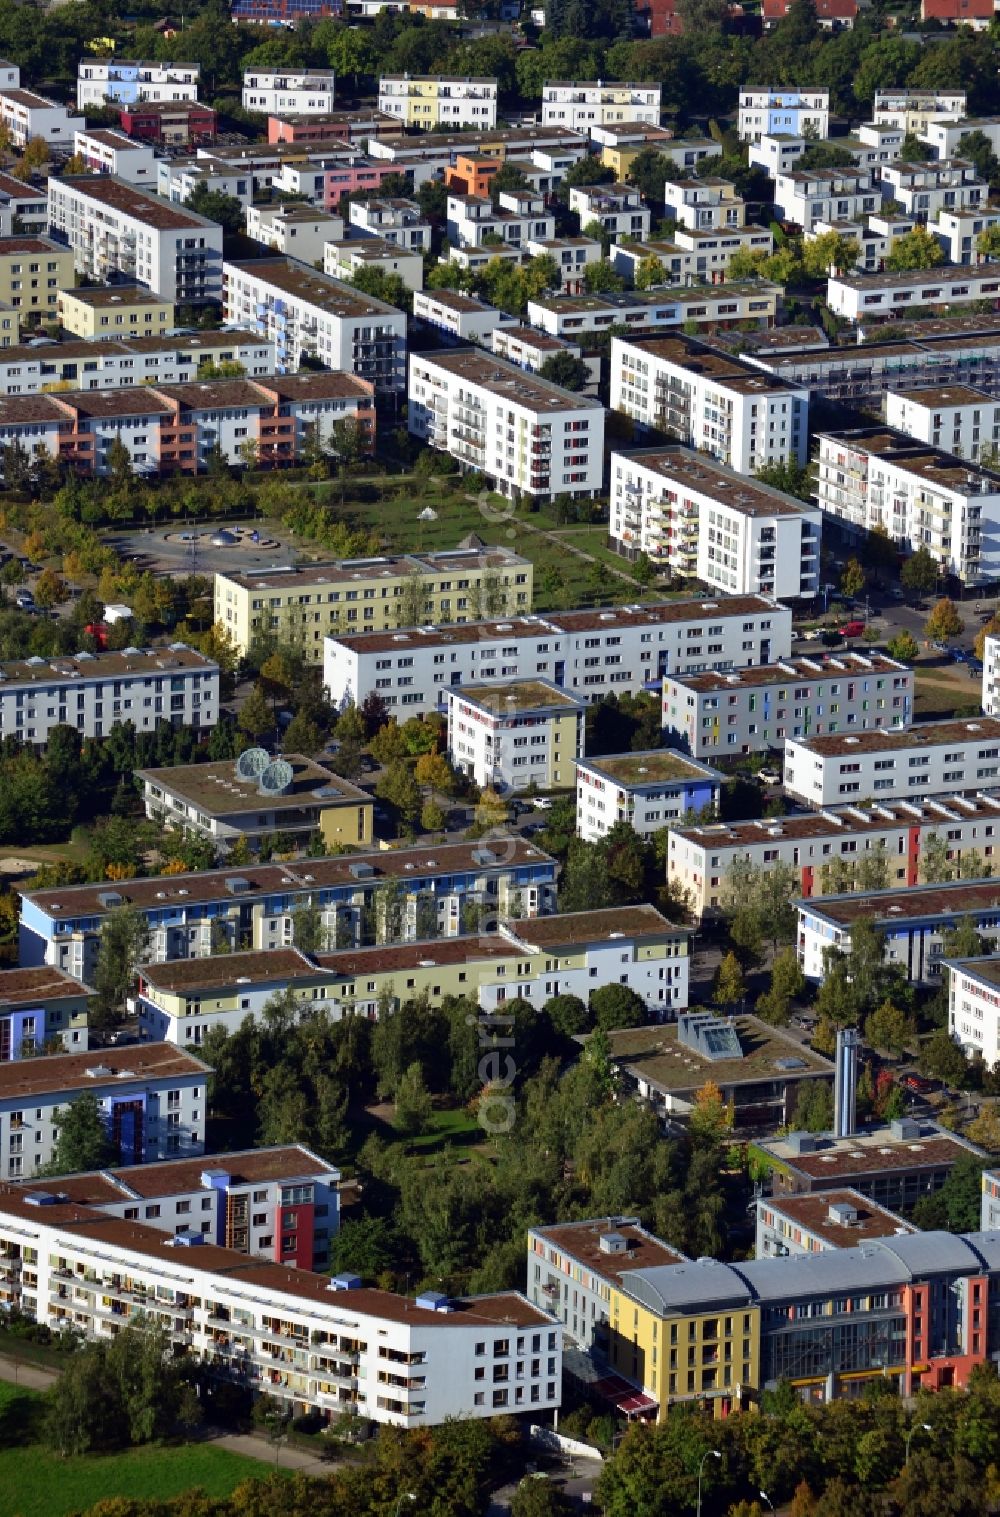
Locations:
546;992;591;1038
539;351;590;391
377;760;421;830
187;181;245;236
43;1091;117;1174
714;950;745;1013
921;832;953;884
918;1028;969;1088
590;983;646;1031
90;904;150;1031
901;544;939;597
758;945;805;1026
238;683;273;743
886;226;945;272
394;1060;433;1137
792;1079;834;1133
924;598;963;643
511;1478;574;1517
802;230;858;277
865;999;912;1058
841;557;866;600
421;799;445;832
635;254;666;289
887;629;919;662
291;900;329;953
584;259;626;293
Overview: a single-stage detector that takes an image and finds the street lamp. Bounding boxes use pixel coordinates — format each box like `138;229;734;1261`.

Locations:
394;1496;417;1517
905;1422;933;1466
760;1493;774;1511
697;1450;721;1517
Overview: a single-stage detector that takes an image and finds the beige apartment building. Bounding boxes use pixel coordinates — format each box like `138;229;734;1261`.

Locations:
0;237;74;323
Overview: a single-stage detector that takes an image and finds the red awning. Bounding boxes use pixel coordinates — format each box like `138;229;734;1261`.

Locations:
592;1376;658;1416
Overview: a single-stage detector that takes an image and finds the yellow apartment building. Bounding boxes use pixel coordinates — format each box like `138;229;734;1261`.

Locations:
0;237;75;323
58;284;174;340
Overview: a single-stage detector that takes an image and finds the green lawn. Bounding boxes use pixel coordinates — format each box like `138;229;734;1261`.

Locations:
0;1384;271;1517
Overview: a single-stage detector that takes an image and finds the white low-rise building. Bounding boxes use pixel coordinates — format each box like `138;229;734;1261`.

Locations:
663;178;747;233
408;348;604;501
322;237;423;293
540;81;661;133
491;324;588;377
77;60;200;110
348;196;431;251
446;191;556;251
773;167;878;233
242;69;336;116
886;383;1000;460
783;717;1000;808
660;137;722;172
447;678;586;793
575;750;722;842
246;203;344;264
815;425;997;584
323;596;794;718
568;183;650;240
985;633;1000;715
223;257;407;389
946;954;1000;1059
748;133;806;179
0;329;277;397
934;205;1000;265
412;288;513;344
0;965;89;1060
0;1044;209;1178
48;176;224;304
738;87;829;143
984;1168;1000;1230
377;75;497;131
527;1218;686;1351
527;236;602;294
919;115;1000;161
527;283;781;339
609;446;821;597
611;226;774;286
73;127;159;186
874;89;967;132
828;264;1000;323
662;654;913;761
756;1190;916;1259
0;645;218;746
881;157;986;224
0;88;83;148
611;333;809;474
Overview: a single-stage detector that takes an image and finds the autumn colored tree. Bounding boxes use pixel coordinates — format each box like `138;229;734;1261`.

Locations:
924;598;963;643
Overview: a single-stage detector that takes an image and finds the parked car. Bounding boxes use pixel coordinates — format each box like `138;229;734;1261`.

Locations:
887;587;906;601
532;797;553;811
799;628;822;641
931;641;950;654
969;659;984;677
15;590;33;608
757;768;782;785
840;619;865;637
951;647;969;663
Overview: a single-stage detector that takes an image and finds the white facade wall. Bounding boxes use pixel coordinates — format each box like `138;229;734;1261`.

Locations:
412;290;509;343
880;159;985;224
985;634;1000;716
934;206;1000;264
738;88;829;143
0;91;83;147
348;198;431;251
575;755;722;842
447;193;556;250
772;170;878;233
568;184;650;240
983;1168;1000;1230
947;959;1000;1058
0;333;277;396
323;240;424;293
77;61;199;109
662;180;746;233
242;71;336;116
527;284;780;337
478;935;689;1017
919;117;1000;160
246;205;343;264
445;685;585;792
748;134;806;178
886;387;1000;460
377;76;497;130
784;721;1000;807
73;129;159;186
540;82;661;132
827;265;1000;321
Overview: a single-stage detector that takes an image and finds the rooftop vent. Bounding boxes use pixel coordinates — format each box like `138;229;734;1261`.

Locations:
98;892;123;910
329;1272;362;1291
225;877;251;896
171;1231;205;1247
785;1132;818;1155
415;1289;453;1313
828;1200;858;1226
890;1117;921;1140
599;1231;628;1255
349;862;375;879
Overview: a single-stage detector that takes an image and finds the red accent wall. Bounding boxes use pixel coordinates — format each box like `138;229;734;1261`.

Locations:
275;1202;314;1269
908;825;922;886
801;865;814;896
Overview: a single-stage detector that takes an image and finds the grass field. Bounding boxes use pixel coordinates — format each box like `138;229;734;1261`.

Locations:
0;1383;271;1517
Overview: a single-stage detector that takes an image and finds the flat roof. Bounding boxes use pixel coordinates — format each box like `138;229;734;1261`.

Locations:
0;967;89;1007
0;236;67;256
760;1122;983;1180
138;754;368;816
76;127;146;150
790;715;1000;759
600;1014;834;1095
0;172;45;201
417;289;495;314
817;431;1000;498
799;876;1000;928
314;934;524;976
415;348;602;412
671;791;1000;851
59;176;220;233
0;645;214;689
0;330;271;367
508;904;682;949
22;838;553;919
217;546;527;592
617;445;816;519
61;286;170;309
943;953;1000;990
834;264;1000;291
24;1144;334;1206
667;652;908;694
577;749;722;787
532;1218;686;1284
764;1187;917;1245
453;678;585;713
142;946;323;993
494;325;572;352
224;256;402;320
0;1045;209;1102
617;334;800;397
891;383;994;408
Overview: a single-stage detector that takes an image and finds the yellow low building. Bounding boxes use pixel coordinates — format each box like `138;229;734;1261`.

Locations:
0;236;75;324
58;285;174;340
0;301;19;348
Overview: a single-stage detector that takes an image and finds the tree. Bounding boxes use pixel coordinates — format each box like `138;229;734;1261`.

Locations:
802;230;858;278
414;750;456;795
758;946;805;1026
43;1091;117;1174
511;1478;574;1517
635;254;666;290
865;999;912;1058
886;226;945;272
966;1102;1000;1152
584;259;626;294
689;1079;734;1145
921;832;953;884
239;683;273;743
421;799;445;832
377;760;421;829
283;710;320;755
919;1028;969;1088
887;629;919;662
394;1060;433;1137
370;720;407;767
924;598;963;643
714;951;745;1013
841;557;866;600
90;904;150;1031
901;544;939;597
546;993;591;1039
977;225;1000;261
187;181;245;236
590;983;646;1031
539;351;589;392
33;569;69;610
792;1079;834;1133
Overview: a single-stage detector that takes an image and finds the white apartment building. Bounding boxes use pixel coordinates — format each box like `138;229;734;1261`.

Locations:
815;426;997;584
138;947;339;1044
783;716;1000;808
242;70;336;117
946;954;1000;1059
25;1145;341;1269
662;653;913;761
491;325;587;377
662;178;747;233
886;384;1000;460
0;1044;209;1179
748;133;807;179
880;158;986;224
73;128;159;186
0;645;218;746
611;226;775;287
827;265;1000;323
610;445;820;596
323;597;794;718
738;88;830;144
224;258;407;390
575;750;722;842
984;1168;1000;1231
611;333;809;474
755;1190;916;1259
77;60;200;110
568;183;651;240
527;1218;686;1351
919;115;1000;162
772;167;879;233
0;88;83;148
446;191;556;251
0;330;277;397
408;348;604;501
377;75;497;131
323;238;424;294
0;171;44;236
527;236;602;295
667;791;1000;917
874;89;967;131
660;137;723;172
527;283;781;339
412;289;513;344
48;176;224;305
246;204;344;264
0;1181;561;1425
795;876;1000;984
540;81;661;133
934;206;1000;265
0;62;16;90
985;633;1000;715
446;679;586;793
810;213;915;275
348;197;431;252
853;122;906;175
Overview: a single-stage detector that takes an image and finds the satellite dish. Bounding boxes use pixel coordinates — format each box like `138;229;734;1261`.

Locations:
259;758;294;796
236;747;269;780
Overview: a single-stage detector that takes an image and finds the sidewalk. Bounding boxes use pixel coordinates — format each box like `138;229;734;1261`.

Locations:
0;1349;56;1393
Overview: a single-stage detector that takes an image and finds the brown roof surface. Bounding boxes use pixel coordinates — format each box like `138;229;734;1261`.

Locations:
416;348;603;413
315;934;524;975
764;1188;916;1245
533;1218;686;1282
225;256;401;319
667;653;908;694
0;645;214;688
0;236;66;255
22;838;553;919
892;384;992;408
0;967;88;1007
141;947;322;993
672;791;1000;851
0;1044;209;1101
805;877;1000;927
944;953;1000;988
620;334;798;397
59;176;219;231
454;678;585;713
22;1144;333;1205
603;1014;834;1093
618;446;815;519
507;904;681;948
792;716;1000;758
764;1127;978;1181
217;547;526;591
0;172;45;201
62;286;169;309
137;754;368;816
